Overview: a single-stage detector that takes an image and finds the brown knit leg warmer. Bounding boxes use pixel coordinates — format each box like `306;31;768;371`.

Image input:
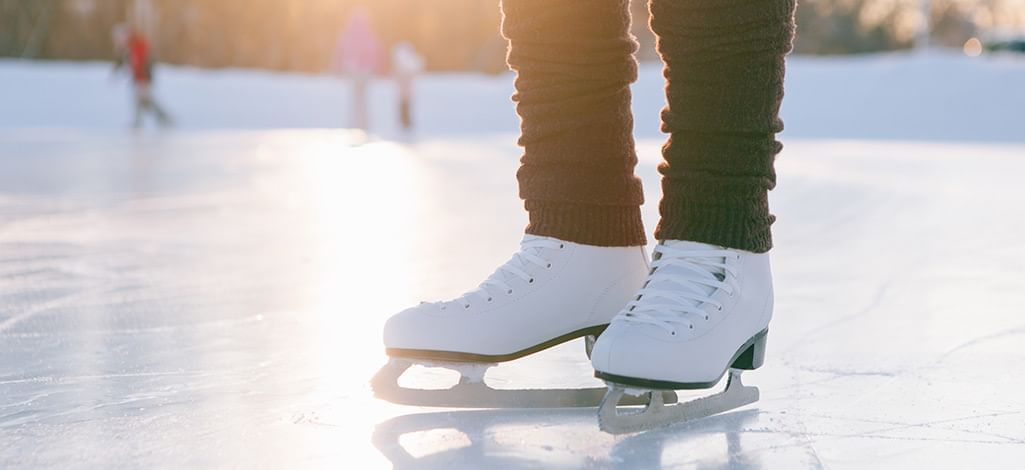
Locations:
650;0;797;253
502;0;646;247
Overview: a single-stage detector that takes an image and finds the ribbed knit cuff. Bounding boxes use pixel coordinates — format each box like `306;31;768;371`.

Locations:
525;200;646;247
655;184;773;253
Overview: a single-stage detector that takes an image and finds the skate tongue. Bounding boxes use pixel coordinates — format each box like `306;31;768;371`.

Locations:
520;234;561;257
645;240;727;309
661;239;723;251
488;235;558;284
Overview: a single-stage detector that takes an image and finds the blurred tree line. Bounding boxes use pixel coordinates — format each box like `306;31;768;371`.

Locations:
0;0;1018;72
0;0;507;71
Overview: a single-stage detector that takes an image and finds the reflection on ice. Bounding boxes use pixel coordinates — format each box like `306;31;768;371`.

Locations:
373;409;762;469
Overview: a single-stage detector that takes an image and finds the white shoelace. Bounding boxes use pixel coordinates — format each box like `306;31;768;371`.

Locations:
617;242;740;335
435;236;563;310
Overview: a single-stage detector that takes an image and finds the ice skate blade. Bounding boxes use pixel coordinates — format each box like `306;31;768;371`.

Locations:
597;369;759;434
372;359;678;409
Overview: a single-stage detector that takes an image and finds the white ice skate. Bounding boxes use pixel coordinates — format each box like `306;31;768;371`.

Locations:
372;235;677;408
591;240;772;433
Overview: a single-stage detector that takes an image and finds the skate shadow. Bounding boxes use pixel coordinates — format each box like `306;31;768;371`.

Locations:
372;408;761;469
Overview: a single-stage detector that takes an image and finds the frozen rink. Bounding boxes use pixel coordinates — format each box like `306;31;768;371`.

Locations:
2;129;1025;468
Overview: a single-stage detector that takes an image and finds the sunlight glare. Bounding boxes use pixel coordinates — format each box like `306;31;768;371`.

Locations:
963;37;983;57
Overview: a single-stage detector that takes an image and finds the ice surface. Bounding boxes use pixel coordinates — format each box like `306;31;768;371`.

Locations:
1;130;1024;469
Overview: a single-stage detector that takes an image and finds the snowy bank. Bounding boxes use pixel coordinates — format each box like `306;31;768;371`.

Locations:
1;51;1022;143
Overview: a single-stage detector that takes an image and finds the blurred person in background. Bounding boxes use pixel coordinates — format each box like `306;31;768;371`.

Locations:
391;41;424;131
334;7;383;132
112;23;173;129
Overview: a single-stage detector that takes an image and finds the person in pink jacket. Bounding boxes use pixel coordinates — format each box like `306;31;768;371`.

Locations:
334;7;382;132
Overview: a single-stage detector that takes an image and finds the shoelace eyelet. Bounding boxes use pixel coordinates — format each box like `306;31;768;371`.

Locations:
670;330;676;336
464;304;470;309
717;305;723;311
487;297;493;302
507;289;513;295
528;278;534;284
559;243;564;249
546;263;552;269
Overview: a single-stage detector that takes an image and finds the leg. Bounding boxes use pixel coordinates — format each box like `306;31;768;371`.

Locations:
652;0;797;253
376;0;655;407
132;85;146;128
351;72;369;131
149;96;172;127
401;99;411;129
502;0;645;247
591;0;797;433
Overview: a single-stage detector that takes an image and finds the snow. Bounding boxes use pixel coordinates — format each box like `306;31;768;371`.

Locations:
2;51;1024;142
1;53;1025;468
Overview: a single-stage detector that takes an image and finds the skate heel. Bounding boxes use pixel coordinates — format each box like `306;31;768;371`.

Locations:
731;330;767;370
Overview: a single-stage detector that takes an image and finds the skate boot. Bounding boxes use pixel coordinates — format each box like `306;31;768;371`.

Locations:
373;234;674;408
591;240;772;433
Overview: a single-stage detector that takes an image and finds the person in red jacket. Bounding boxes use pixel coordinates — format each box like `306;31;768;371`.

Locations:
113;24;172;128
